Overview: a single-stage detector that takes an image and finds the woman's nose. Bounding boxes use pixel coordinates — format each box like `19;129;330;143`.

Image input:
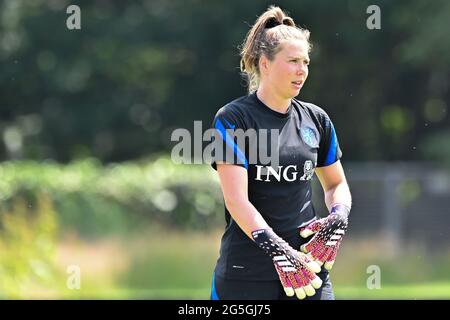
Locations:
302;62;310;74
297;66;306;75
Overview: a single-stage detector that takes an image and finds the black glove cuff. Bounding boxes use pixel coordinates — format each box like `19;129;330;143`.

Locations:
251;228;291;257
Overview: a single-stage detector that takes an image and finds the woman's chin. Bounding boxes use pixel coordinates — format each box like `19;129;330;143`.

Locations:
288;88;302;98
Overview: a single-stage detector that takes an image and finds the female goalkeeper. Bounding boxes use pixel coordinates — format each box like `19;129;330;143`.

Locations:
210;6;352;300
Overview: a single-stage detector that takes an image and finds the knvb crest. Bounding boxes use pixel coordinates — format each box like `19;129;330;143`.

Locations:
301;127;318;148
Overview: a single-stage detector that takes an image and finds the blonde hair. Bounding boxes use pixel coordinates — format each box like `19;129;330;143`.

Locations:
239;6;312;94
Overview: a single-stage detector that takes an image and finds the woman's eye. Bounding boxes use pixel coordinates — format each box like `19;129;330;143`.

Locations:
290;59;309;65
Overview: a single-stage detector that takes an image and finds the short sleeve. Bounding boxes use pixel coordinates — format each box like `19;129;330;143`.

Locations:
316;112;342;167
210;105;249;171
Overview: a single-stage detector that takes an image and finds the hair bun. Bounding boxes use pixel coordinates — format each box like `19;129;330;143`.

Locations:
265;16;295;29
282;17;295;26
265;17;281;29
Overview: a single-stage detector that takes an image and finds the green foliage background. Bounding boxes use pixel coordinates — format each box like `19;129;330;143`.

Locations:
1;0;449;163
1;0;450;299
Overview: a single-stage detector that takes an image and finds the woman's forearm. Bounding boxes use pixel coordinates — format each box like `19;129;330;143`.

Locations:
324;182;352;212
224;197;270;239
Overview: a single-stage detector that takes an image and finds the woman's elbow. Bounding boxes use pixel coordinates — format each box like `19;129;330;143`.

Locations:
223;195;248;212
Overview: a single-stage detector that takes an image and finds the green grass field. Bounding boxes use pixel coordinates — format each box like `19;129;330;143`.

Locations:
59;282;450;299
4;227;450;299
56;228;450;300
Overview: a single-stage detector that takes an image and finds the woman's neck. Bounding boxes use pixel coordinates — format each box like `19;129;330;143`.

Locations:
256;87;291;114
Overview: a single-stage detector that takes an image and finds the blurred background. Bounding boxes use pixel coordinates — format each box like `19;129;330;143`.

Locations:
0;0;449;299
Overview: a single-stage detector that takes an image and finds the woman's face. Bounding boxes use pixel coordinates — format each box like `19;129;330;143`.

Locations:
260;39;310;99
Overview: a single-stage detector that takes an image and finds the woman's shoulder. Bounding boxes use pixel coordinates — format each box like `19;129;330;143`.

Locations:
292;98;331;121
215;94;255;118
293;98;328;116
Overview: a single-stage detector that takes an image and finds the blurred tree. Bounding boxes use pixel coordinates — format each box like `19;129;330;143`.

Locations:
0;0;449;163
0;193;61;298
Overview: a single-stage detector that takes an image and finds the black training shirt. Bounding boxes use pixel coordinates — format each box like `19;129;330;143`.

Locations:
211;92;342;280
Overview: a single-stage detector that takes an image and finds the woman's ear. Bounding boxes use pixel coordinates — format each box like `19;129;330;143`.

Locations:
259;55;270;76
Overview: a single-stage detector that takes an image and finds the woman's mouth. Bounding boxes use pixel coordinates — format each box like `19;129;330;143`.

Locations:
292;81;303;89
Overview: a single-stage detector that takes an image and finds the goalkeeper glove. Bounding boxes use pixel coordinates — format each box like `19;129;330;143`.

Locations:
299;204;349;271
252;228;323;300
